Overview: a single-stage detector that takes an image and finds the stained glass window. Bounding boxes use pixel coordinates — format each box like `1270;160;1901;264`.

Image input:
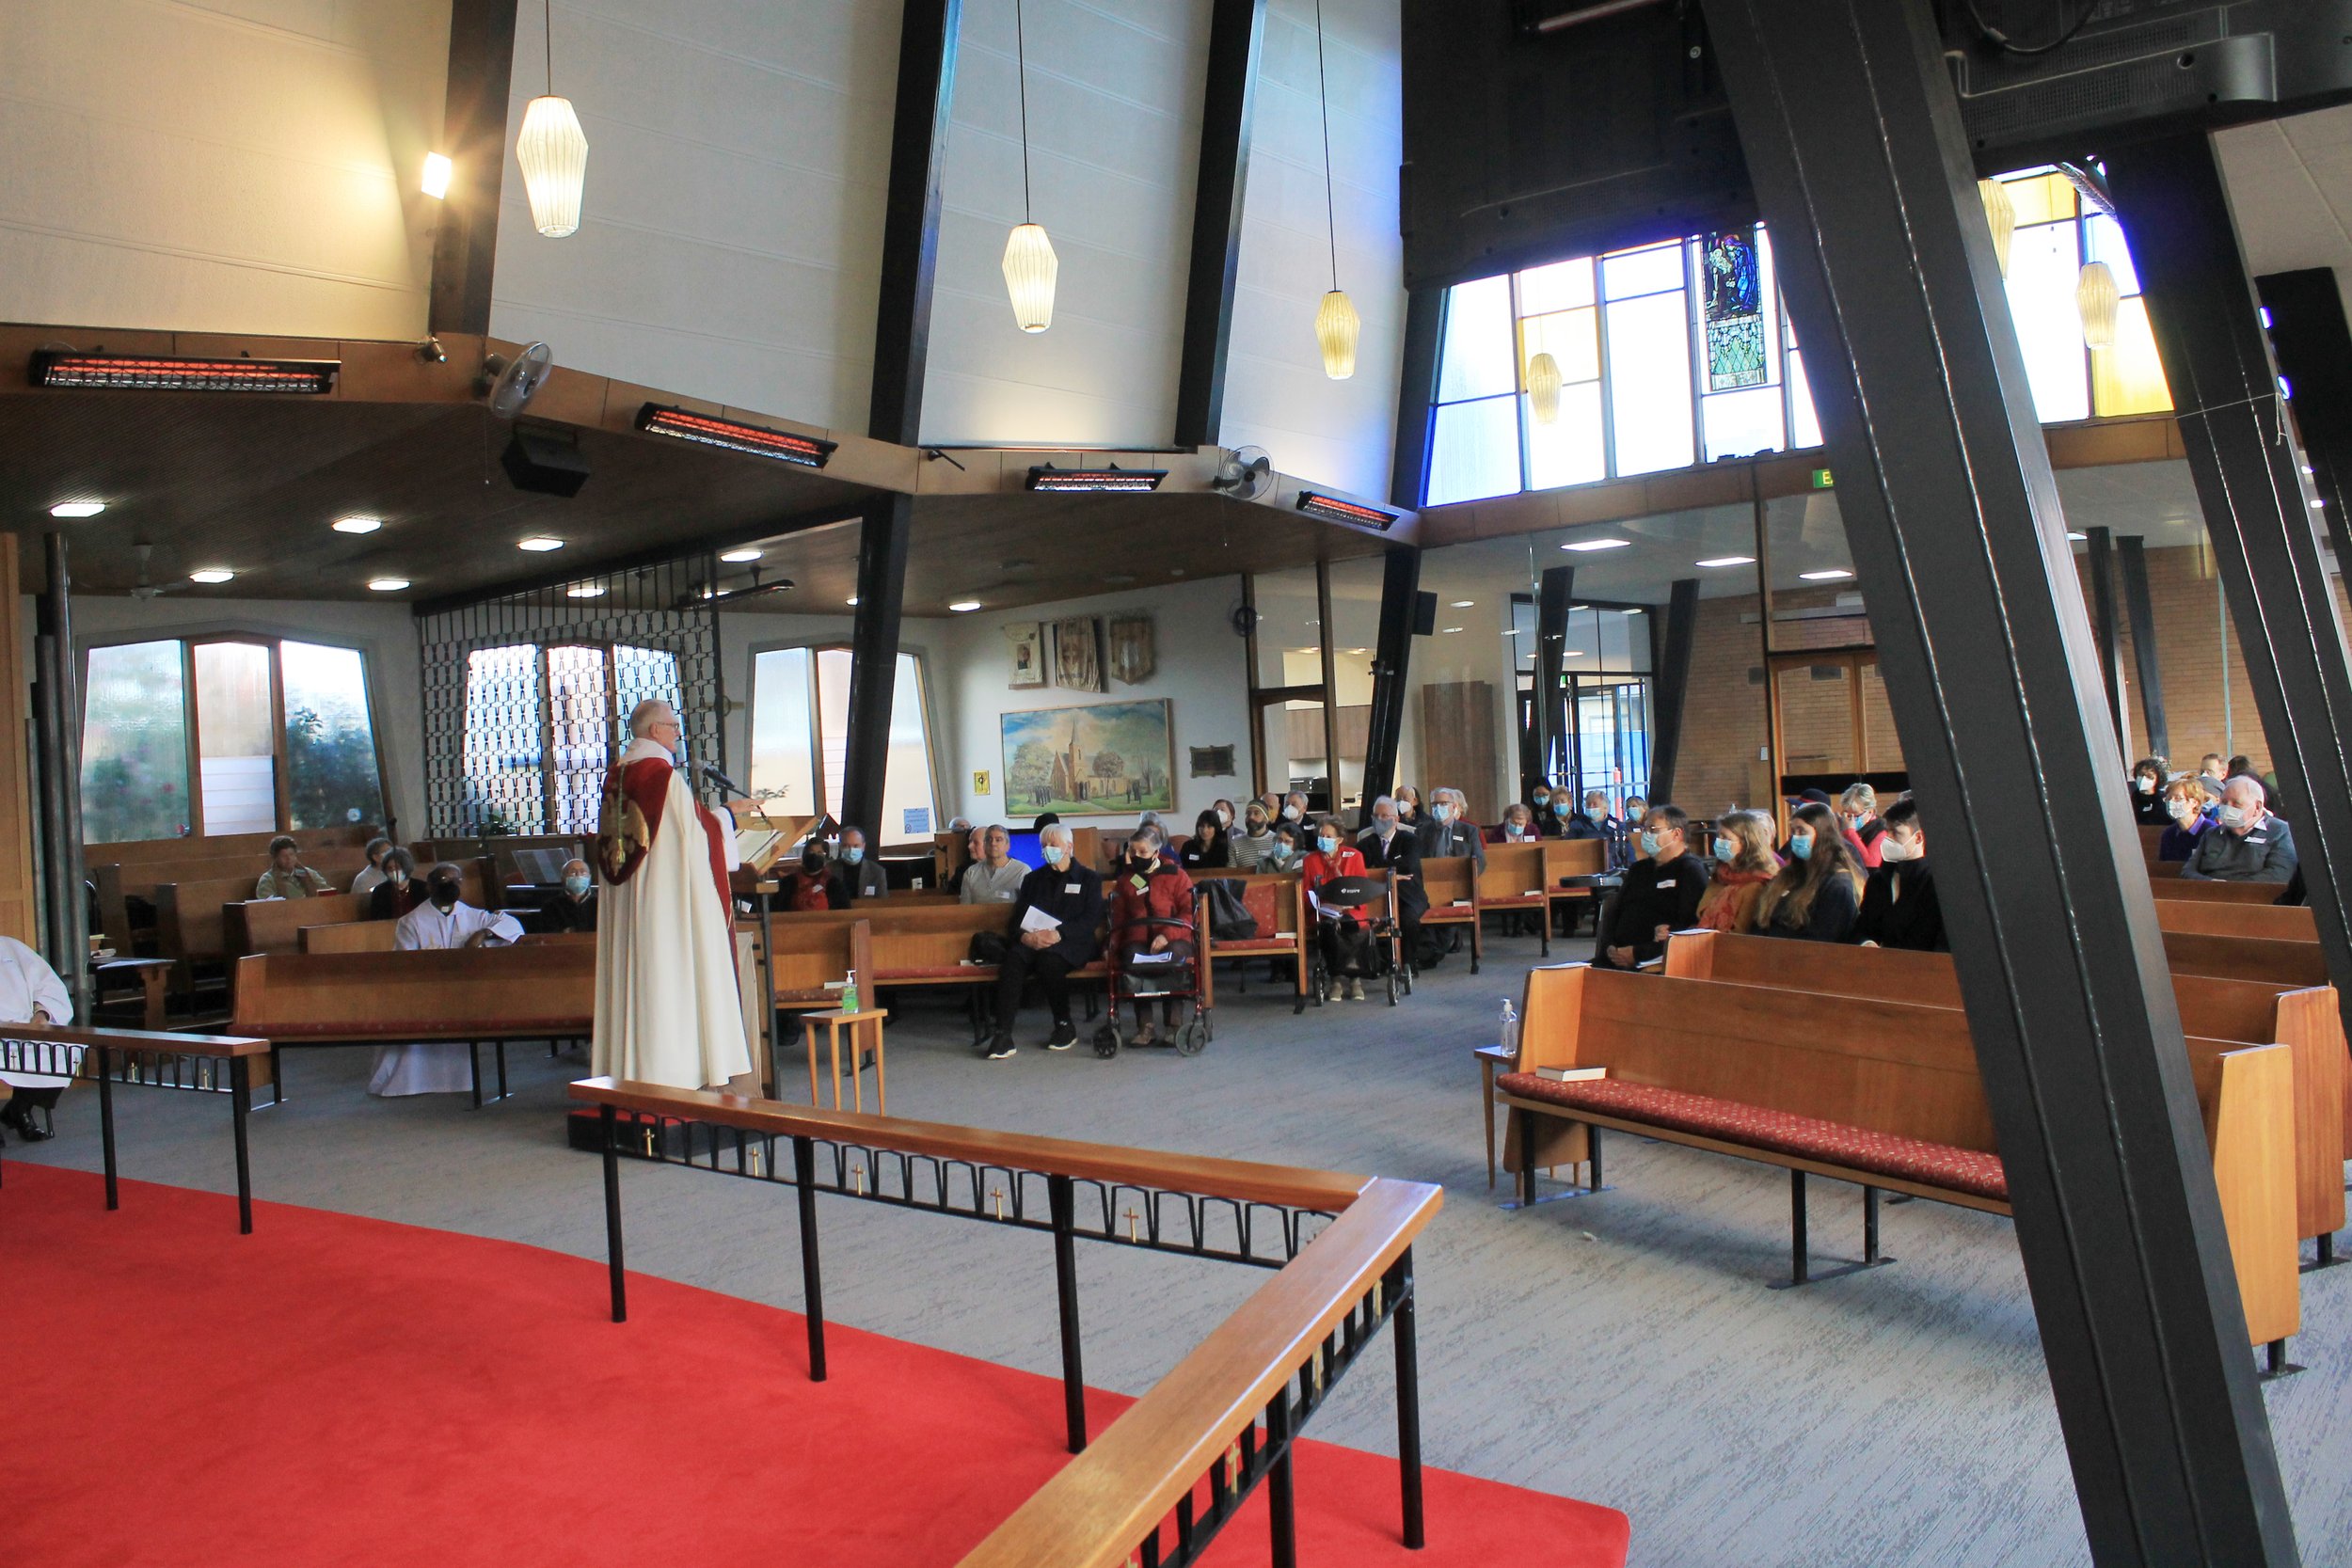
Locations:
1700;231;1766;391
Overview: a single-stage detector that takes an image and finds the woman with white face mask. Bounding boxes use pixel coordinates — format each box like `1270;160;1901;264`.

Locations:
2156;777;2217;863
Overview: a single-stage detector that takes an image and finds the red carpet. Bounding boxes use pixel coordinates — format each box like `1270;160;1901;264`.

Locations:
2;1164;1628;1567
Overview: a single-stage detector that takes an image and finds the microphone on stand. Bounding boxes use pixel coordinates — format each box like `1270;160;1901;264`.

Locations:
700;761;750;799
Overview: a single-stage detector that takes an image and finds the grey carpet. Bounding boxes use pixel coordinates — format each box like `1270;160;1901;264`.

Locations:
12;942;2350;1568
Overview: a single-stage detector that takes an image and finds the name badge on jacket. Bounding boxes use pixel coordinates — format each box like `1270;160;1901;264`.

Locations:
1655;879;1676;889
1065;882;1081;894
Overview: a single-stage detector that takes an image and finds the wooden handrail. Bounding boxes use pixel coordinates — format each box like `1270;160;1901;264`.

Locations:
0;1022;271;1057
570;1078;1369;1212
957;1176;1441;1568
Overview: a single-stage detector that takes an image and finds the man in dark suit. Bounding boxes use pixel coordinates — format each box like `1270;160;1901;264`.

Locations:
1357;796;1426;974
985;823;1105;1059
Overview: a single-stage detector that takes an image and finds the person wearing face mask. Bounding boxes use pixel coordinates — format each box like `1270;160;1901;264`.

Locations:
1264;821;1305;871
2156;777;2217;862
1301;816;1375;1001
1420;786;1486;870
350;836;394;897
2127;756;2173;826
1752;802;1864;942
1592;805;1707;969
1836;784;1885;868
2180;776;2297;882
1357;796;1427;972
1104;826;1196;1048
1540;788;1581;839
1393;785;1425;835
541;857;601;933
1281;791;1311;826
1693;810;1779;932
1494;801;1539;844
1231;801;1278;870
834;826;889;899
370;864;525;1097
1212;799;1238;832
984;824;1105;1058
1853;797;1944;950
777;845;849;911
366;847;426;921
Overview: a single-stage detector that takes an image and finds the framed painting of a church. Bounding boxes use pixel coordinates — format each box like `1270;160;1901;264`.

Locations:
1000;699;1174;817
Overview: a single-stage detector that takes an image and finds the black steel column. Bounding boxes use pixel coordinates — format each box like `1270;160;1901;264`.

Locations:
1389;288;1446;508
2253;269;2352;568
1358;546;1421;822
2112;136;2352;1052
1173;0;1267;449
841;495;914;840
868;0;961;447
1534;566;1573;789
2117;538;2169;761
1699;3;2296;1562
34;533;87;1019
426;0;518;337
1647;578;1700;802
2085;527;2125;753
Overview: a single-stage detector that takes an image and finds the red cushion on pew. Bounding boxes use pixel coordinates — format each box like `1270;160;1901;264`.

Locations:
1482;893;1544;908
1495;1073;2009;1202
1243;882;1281;930
1213;938;1295;954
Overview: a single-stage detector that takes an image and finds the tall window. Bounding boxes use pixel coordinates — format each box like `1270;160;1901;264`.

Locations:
459;641;682;835
749;646;939;840
79;636;387;843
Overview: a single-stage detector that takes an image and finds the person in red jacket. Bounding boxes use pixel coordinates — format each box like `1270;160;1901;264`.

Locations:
1107;823;1195;1047
1300;816;1376;1001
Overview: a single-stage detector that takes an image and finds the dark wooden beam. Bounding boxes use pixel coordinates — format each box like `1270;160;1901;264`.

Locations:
1646;578;1700;803
1358;545;1421;822
840;493;915;837
868;0;962;446
1534;564;1573;792
2116;536;2169;760
1173;0;1268;450
1389;288;1446;508
2085;525;2124;752
2255;268;2352;572
427;0;519;338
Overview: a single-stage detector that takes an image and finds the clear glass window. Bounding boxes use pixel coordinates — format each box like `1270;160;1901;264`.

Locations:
1606;291;1696;475
1437;275;1518;403
192;641;277;835
2005;219;2091;423
753;645;938;839
280;641;383;831
81;641;190;843
748;647;816;816
1427;396;1524;505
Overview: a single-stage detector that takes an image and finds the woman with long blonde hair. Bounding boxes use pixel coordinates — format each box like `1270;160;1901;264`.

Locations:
1695;809;1780;932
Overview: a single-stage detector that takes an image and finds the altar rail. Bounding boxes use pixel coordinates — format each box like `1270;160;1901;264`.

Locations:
568;1078;1441;1568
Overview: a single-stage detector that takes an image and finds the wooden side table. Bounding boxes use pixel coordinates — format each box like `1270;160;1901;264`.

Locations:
97;958;178;1031
1472;1044;1516;1189
801;1006;888;1115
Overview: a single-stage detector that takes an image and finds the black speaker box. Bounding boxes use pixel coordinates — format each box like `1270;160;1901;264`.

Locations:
501;426;591;497
1411;591;1438;636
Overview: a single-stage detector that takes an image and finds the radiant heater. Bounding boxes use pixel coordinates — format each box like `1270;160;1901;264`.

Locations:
1025;464;1168;492
635;404;837;469
1296;491;1400;530
28;350;339;394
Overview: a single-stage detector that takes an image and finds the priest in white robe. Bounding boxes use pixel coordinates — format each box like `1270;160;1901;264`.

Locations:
0;935;72;1140
367;866;524;1097
592;700;754;1091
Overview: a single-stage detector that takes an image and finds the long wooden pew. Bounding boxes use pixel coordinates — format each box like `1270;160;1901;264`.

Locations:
1192;871;1310;1010
2150;878;2298;906
225;893;368;960
1664;929;2346;1258
1497;963;2300;1361
1542;837;1610;930
90;831;371;945
2155;898;2317;942
1416;857;1483;974
300;921;398;954
1476;843;1552;956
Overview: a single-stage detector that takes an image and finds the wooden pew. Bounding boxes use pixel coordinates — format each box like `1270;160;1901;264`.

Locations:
90;838;370;946
1192;871;1310;1011
2149;877;2299;907
232;942;596;1107
766;902;1119;1039
1664;929;2347;1255
300;921;399;955
2156;899;2317;943
225;893;367;960
1498;963;2300;1359
1541;837;1610;931
2162;930;2328;988
1476;843;1552;956
1416;856;1482;974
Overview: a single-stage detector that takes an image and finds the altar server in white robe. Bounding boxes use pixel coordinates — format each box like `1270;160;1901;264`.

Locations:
367;865;523;1097
592;700;753;1091
0;935;72;1140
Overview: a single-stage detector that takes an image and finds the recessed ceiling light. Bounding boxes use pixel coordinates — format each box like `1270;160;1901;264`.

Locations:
367;577;409;592
1440;626;1464;633
421;151;453;199
1343;647;1368;655
2065;531;2087;541
1567;604;1589;612
1563;538;1630;551
948;599;981;612
1450;599;1474;608
720;547;762;563
49;501;105;518
1799;569;1854;581
517;536;564;552
846;595;859;606
567;584;607;598
1563;650;1584;657
189;569;234;584
1695;555;1754;567
333;516;383;534
1622;608;1644;615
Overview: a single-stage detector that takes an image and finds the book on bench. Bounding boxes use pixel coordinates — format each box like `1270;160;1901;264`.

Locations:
1533;1065;1608;1083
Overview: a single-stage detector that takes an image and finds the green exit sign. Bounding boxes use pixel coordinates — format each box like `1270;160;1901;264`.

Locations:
1810;467;1835;489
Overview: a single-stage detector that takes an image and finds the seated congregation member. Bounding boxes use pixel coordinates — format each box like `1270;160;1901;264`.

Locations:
1230;800;1278;869
1358;796;1425;970
1614;797;1648;872
1493;800;1539;843
1106;823;1195;1047
984;824;1103;1059
369;865;524;1097
776;844;848;911
2226;755;2280;812
1280;790;1311;827
945;825;986;897
2158;777;2216;861
350;837;394;897
541;858;599;933
1593;805;1705;970
1264;820;1306;872
1753;802;1863;942
366;847;425;920
1694;810;1779;931
255;835;331;899
834;827;888;899
2128;756;2173;825
2180;776;2297;882
1180;809;1232;870
1853;797;1944;951
1837;784;1885;867
1421;787;1486;870
959;824;1030;905
0;932;72;1143
1393;785;1425;835
1303;816;1375;1001
1212;798;1238;833
2200;753;2227;785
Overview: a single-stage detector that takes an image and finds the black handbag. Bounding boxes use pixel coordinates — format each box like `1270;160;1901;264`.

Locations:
1201;878;1259;942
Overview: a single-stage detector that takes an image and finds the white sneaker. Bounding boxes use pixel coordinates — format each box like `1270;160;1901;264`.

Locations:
1344;978;1365;1002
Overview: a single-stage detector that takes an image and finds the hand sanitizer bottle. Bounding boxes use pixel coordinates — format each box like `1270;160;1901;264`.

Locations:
841;970;860;1015
1499;997;1519;1062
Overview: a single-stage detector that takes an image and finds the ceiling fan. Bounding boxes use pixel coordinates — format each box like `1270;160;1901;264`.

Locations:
127;543;191;600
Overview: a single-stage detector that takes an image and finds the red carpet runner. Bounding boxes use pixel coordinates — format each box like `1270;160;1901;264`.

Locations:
2;1164;1629;1567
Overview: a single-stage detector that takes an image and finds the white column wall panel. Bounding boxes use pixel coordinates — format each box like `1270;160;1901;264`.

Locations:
487;0;901;432
0;0;447;340
917;0;1213;448
1219;0;1402;502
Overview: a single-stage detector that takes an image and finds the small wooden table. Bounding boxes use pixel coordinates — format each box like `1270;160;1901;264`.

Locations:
801;1006;888;1115
1472;1043;1515;1189
96;958;178;1031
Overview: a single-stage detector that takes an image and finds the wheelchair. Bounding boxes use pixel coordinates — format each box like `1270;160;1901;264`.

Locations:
1093;914;1212;1057
1306;874;1412;1007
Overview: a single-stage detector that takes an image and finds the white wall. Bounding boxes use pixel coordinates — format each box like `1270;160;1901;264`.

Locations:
68;594;427;839
933;578;1251;830
1219;0;1404;501
487;0;903;431
0;0;448;339
917;0;1212;447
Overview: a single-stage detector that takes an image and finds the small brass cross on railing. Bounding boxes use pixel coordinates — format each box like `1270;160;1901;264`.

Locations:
1123;1206;1142;1243
851;1163;867;1196
991;1185;1007;1221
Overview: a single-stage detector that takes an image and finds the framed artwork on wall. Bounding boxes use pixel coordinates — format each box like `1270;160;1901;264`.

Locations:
1002;699;1174;817
1052;616;1104;692
1106;613;1155;684
1005;623;1045;689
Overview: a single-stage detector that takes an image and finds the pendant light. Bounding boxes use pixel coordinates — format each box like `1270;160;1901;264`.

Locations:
516;0;589;238
1526;351;1564;424
2075;260;2120;349
1978;178;2015;278
1001;0;1057;331
1311;0;1359;379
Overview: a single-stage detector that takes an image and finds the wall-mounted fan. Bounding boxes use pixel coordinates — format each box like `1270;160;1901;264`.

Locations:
1230;602;1260;638
478;341;554;419
1211;445;1274;501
